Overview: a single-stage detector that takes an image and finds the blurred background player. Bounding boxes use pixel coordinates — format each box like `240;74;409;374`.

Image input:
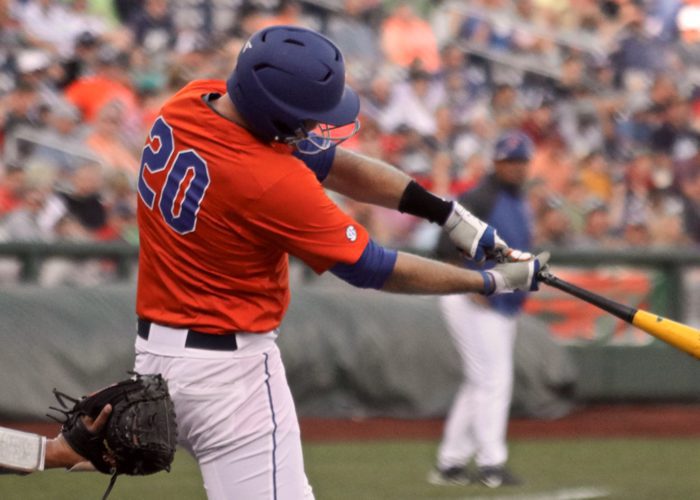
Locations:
430;130;536;488
133;25;545;500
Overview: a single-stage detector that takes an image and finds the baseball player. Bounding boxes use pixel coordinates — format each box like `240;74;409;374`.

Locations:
132;25;547;499
1;375;176;499
430;130;535;488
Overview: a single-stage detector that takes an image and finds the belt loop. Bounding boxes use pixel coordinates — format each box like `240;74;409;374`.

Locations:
137;319;151;340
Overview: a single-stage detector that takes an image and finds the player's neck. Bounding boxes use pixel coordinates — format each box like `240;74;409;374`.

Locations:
210;93;248;129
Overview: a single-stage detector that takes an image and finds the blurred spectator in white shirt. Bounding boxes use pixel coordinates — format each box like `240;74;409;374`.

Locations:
14;99;91;172
17;0;74;56
380;67;445;136
0;184;51;241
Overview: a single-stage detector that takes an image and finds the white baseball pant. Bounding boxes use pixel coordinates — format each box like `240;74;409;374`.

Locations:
436;294;517;469
134;323;314;500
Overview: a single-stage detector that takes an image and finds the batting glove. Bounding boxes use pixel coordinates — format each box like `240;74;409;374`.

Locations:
480;252;550;295
443;202;507;263
499;248;535;263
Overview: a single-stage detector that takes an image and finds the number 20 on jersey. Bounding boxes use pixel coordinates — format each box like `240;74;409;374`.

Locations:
137;116;210;235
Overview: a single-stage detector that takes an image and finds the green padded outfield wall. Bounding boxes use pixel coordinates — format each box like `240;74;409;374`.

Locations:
0;279;576;421
0;261;699;422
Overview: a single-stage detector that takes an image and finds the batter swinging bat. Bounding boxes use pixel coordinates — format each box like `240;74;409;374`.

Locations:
537;270;700;359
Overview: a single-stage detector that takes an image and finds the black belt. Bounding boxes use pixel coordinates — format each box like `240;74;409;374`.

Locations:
137;319;238;351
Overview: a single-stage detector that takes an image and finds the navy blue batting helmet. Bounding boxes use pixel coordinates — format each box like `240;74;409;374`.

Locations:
493;130;534;162
227;25;360;153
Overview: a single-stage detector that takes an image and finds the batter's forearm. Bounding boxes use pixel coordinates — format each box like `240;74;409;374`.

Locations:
324;147;411;209
381;252;487;295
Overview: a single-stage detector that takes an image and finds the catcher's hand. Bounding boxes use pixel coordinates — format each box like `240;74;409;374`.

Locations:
50;404;113;471
50;372;177;478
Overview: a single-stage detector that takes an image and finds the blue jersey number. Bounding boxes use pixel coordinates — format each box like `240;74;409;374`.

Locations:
138;117;210;234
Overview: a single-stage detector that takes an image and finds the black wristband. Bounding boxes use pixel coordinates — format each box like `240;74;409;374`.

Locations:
397;180;453;225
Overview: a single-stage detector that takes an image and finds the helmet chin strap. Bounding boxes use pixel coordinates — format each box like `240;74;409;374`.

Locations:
285;119;361;155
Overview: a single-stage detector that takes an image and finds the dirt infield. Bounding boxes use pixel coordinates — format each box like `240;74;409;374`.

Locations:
298;404;700;441
5;404;700;442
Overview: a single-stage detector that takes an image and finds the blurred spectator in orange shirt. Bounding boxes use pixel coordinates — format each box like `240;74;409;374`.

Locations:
490;83;526;130
577;151;613;202
380;4;441;72
529;135;576;196
676;0;700;70
0;164;26;215
64;46;138;123
267;0;309;27
240;0;314;34
677;0;700;43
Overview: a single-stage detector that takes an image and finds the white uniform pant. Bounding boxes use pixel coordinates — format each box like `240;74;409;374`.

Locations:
436;294;517;469
134;324;314;500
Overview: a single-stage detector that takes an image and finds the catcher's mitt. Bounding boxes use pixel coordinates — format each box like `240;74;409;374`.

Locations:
49;372;177;498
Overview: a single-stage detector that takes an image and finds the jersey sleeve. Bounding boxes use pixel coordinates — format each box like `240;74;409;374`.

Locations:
245;164;369;274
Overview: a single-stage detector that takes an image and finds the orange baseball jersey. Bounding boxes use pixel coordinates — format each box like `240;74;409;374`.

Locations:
136;80;369;333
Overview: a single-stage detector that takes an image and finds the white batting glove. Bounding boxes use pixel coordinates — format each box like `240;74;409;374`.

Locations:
443;202;507;263
480;252;550;295
499;247;534;262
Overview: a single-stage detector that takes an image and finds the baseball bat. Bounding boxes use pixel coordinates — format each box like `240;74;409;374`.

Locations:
537;270;700;359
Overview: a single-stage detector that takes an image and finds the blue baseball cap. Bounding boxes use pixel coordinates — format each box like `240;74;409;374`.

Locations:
493;130;534;162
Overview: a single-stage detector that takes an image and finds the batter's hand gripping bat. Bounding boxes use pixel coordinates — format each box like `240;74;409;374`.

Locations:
537;270;700;359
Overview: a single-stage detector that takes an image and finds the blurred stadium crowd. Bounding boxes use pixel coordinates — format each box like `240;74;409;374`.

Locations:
0;0;699;283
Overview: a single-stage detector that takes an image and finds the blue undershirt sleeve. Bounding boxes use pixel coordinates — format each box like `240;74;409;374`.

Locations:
293;135;336;182
330;239;398;289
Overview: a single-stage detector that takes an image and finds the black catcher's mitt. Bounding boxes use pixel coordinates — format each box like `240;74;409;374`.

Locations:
50;372;177;497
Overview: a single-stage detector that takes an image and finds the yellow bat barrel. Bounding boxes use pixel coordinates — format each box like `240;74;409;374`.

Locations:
632;310;700;359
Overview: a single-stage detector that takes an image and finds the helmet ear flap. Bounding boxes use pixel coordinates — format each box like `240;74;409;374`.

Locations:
271;120;297;141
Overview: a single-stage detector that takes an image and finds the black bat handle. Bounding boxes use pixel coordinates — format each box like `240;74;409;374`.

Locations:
536;270;637;324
